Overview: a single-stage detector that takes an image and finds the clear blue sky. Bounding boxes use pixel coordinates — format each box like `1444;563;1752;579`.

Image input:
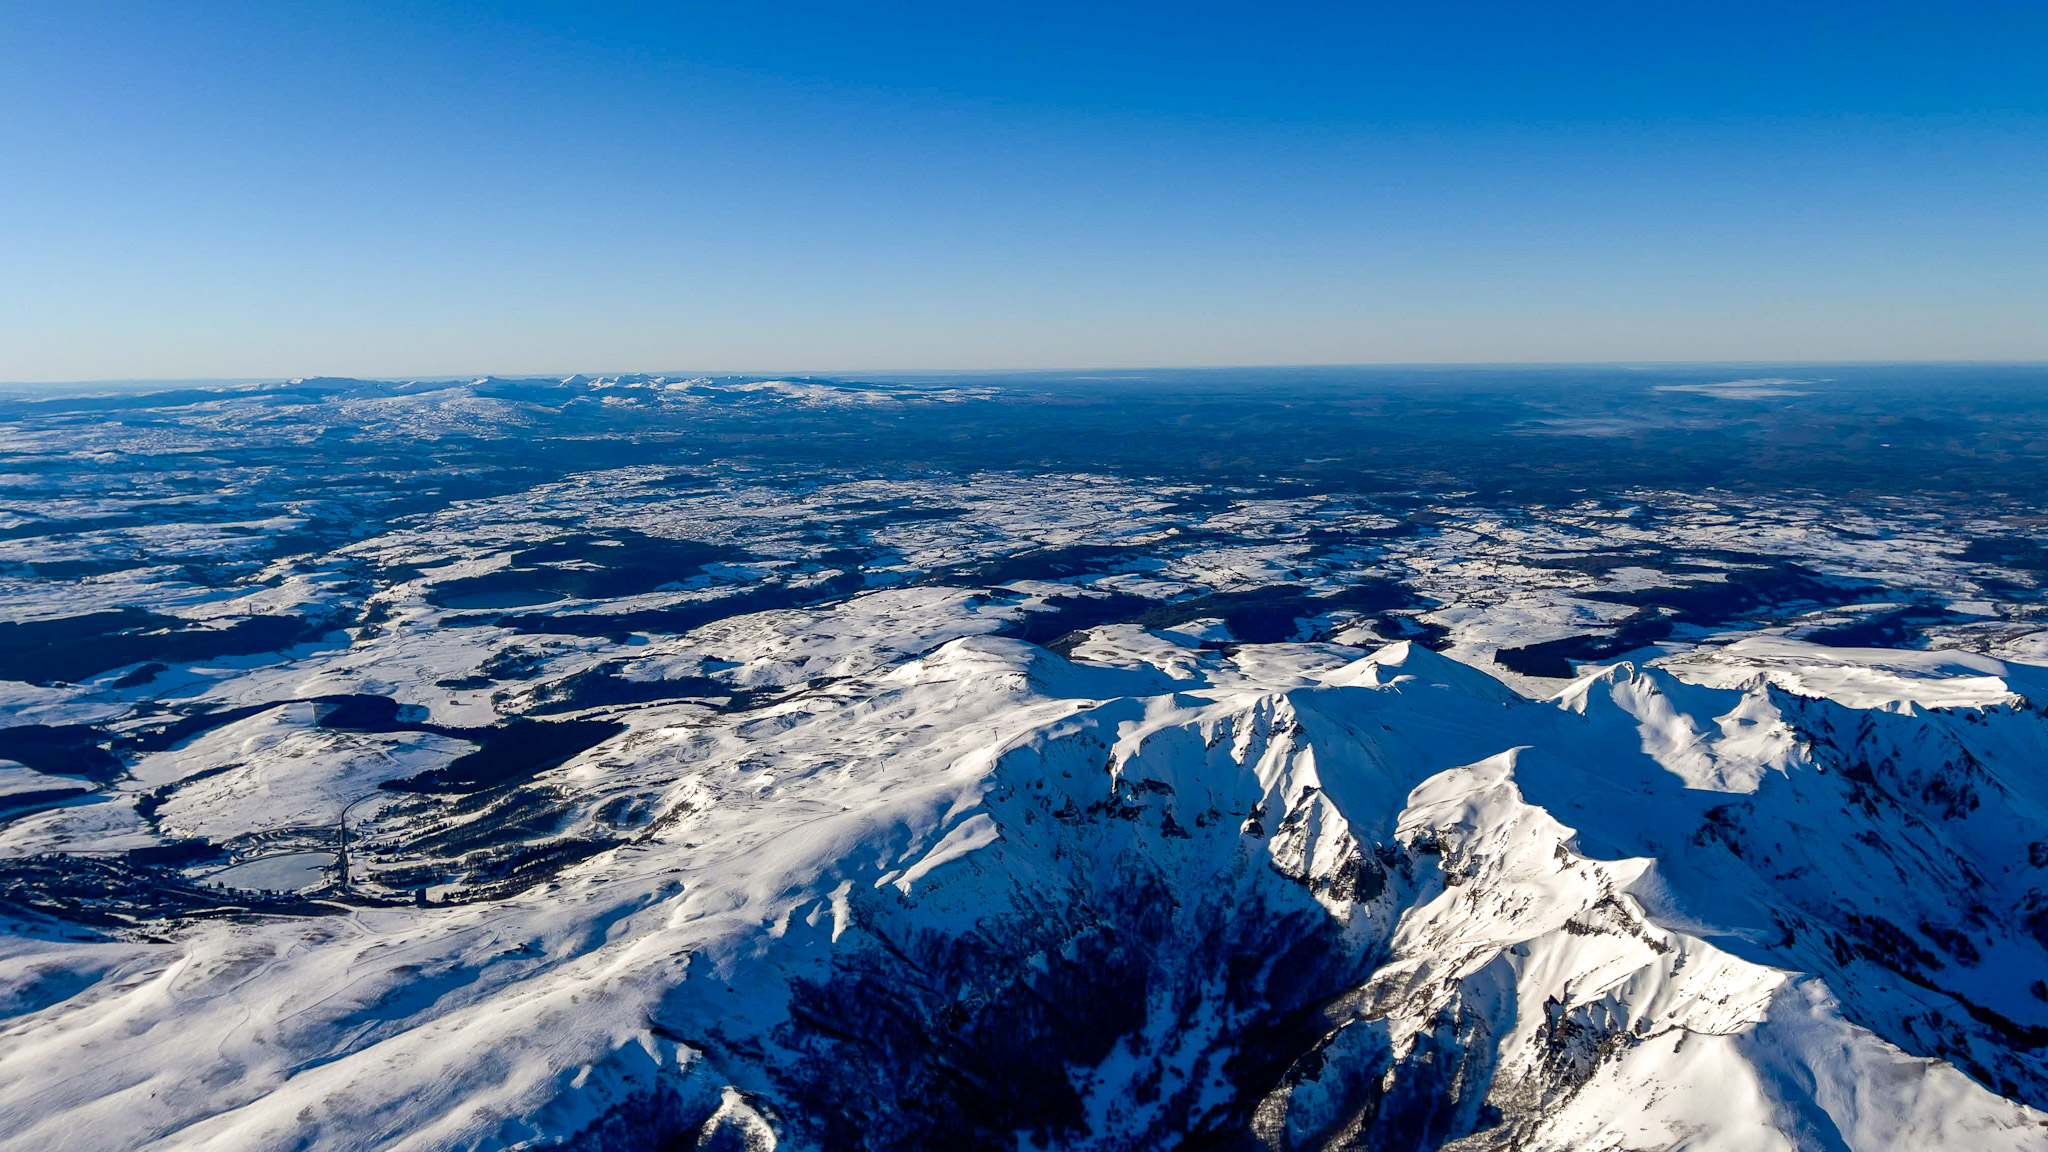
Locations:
4;1;2044;379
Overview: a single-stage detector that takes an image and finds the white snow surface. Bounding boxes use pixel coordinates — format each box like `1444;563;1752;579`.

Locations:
3;630;2046;1150
5;381;2048;1148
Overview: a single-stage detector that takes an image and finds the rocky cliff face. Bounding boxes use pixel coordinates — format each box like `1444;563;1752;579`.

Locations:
10;630;2045;1151
648;638;2048;1151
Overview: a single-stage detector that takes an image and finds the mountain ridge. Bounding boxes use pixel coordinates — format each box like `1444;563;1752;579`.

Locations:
7;633;2047;1150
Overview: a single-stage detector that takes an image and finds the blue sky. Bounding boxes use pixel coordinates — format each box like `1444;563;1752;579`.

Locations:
3;1;2044;379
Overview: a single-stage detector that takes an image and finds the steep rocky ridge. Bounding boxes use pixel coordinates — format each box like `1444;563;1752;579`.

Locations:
6;635;2047;1150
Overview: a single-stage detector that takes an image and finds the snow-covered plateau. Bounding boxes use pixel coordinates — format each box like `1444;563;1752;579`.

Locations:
4;368;2048;1150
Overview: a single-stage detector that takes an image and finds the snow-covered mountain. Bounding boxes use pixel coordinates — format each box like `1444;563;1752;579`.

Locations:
4;370;2048;1150
7;629;2048;1150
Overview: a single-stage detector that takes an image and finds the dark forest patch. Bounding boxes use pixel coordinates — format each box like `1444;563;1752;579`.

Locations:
1804;605;1964;648
125;839;229;868
1021;581;1417;651
950;545;1158;587
1302;520;1422;553
1496;563;1894;677
1962;536;2048;575
1009;593;1160;648
0;725;125;781
1134;582;1415;645
436;646;551;689
824;500;967;528
424;531;742;608
1582;562;1873;620
487;570;868;638
520;668;754;714
0;786;94;822
119;703;280;754
28;557;155;580
379;719;624;794
1494;610;1676;678
296;693;626;793
0;609;318;684
313;694;416;732
0;515;151;541
110;662;168;688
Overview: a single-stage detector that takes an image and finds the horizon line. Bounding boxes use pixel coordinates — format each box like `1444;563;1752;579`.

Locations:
7;358;2048;392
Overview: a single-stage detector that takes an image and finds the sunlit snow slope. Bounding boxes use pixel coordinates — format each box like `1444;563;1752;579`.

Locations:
7;372;2048;1150
5;631;2047;1151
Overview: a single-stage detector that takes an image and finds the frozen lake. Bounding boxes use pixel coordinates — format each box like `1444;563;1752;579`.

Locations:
207;852;335;893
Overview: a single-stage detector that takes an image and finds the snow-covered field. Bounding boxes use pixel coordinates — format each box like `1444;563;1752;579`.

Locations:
3;371;2047;1150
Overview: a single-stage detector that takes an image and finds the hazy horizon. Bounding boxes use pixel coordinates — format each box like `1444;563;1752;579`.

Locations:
10;358;2048;394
